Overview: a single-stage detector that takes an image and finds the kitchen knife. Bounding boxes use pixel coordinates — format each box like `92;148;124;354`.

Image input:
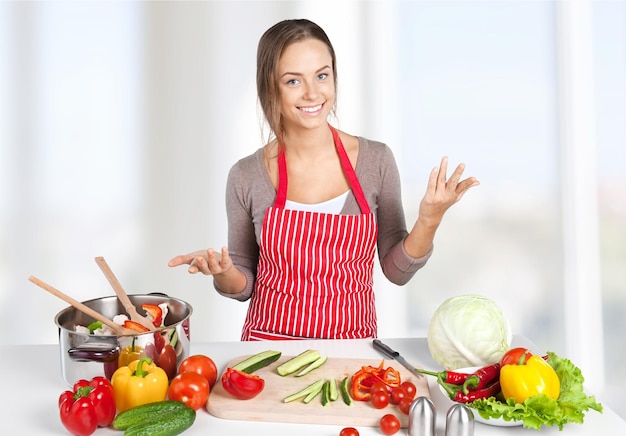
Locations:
372;339;424;378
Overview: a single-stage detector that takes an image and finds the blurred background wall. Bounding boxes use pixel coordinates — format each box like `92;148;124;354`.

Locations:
1;0;624;419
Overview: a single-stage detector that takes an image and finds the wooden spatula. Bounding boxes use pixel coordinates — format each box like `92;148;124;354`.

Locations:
29;275;134;335
94;256;155;330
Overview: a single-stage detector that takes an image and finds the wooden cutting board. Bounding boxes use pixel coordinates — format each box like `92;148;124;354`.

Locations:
207;354;431;428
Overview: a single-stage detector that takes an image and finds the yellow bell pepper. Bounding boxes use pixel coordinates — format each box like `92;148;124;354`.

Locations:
500;354;561;403
111;356;168;412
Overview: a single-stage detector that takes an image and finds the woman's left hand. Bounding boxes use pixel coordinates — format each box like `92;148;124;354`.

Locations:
419;156;479;227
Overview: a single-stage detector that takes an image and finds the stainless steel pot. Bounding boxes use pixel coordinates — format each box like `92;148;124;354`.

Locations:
55;293;192;386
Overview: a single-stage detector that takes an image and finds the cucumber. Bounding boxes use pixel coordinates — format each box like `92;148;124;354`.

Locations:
321;380;331;406
294;354;328;377
113;401;189;430
231;350;282;374
123;405;195;436
284;379;325;403
302;382;324;404
276;349;321;376
340;376;352;406
329;378;339;401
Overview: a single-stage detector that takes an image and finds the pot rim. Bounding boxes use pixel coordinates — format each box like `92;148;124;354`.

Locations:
54;293;192;337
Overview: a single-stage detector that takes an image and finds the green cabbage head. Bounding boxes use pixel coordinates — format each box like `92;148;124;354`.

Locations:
427;294;512;370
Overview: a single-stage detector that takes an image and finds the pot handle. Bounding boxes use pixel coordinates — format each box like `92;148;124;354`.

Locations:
68;346;119;363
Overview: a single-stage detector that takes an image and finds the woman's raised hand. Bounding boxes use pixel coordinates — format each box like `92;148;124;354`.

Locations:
418;156;480;227
168;247;233;275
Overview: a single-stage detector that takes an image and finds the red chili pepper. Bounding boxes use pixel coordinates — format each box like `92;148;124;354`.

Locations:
454;380;501;403
221;368;265;400
414;368;472;385
58;376;116;436
462;362;501;393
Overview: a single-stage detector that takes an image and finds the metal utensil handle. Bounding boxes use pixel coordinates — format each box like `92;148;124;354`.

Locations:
372;339;400;359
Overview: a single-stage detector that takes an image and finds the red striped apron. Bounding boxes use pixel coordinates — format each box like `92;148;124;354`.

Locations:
241;125;378;340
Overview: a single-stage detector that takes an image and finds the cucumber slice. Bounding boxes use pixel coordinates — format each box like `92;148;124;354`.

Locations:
276;349;321;376
302;383;324;404
321;380;331;406
340;376;352;406
231;350;282;374
284;379;325;403
295;355;328;377
329;378;339;401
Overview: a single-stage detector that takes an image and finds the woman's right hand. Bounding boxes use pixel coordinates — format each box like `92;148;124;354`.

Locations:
168;247;233;276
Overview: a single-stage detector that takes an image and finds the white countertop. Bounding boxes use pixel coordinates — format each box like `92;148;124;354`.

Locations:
2;336;623;435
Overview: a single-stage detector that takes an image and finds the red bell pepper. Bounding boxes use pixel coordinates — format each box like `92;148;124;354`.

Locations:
221;368;265;399
58;376;116;436
350;360;401;401
141;303;163;327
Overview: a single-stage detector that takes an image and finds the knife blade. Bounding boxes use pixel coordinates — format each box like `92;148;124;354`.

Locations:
372;339;424;378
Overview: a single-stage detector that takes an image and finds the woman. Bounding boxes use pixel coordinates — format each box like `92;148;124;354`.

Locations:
168;19;479;340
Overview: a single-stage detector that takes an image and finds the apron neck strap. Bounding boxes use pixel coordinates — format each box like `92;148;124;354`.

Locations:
275;124;371;214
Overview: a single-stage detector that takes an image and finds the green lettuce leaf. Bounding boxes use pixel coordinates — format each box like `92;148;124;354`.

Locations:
465;352;603;430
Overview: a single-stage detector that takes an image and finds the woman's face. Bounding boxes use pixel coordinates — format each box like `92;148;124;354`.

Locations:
276;38;335;133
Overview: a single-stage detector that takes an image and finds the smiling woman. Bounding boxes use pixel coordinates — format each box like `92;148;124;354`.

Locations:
2;0;625;422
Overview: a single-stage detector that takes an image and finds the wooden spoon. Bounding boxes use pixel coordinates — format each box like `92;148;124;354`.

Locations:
94;256;155;330
28;275;134;335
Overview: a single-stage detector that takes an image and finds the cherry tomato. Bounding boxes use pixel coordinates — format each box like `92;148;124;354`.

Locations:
370;389;390;409
167;371;210;410
379;414;401;435
399;396;413;415
390;387;407;405
339;427;360;436
370;381;389;395
500;347;533;366
179;354;219;387
400;381;417;399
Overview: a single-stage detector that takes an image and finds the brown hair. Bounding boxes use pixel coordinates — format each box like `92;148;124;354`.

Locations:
256;19;337;143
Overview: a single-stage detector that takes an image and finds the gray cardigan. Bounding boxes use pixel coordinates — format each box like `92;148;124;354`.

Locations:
217;136;432;301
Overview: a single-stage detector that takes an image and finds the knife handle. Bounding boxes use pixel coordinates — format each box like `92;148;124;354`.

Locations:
372;339;399;359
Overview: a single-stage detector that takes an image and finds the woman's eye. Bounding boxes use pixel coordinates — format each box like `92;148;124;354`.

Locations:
317;73;328;80
286;78;300;86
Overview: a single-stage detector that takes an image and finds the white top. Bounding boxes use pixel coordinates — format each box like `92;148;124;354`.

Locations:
284;190;349;214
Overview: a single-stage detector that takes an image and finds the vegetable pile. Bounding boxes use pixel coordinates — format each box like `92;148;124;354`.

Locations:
428;346;603;430
58;353;217;436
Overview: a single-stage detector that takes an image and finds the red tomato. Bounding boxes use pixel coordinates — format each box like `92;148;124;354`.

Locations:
500;347;533;366
370;381;389;394
390;387;407;405
398;396;413;414
167;371;210;410
400;381;417;399
178;354;218;387
339;427;360;436
379;414;401;435
370;390;390;409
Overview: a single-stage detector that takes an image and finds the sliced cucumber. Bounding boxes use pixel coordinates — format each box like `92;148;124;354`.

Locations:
284;379;325;403
321;380;331;406
302;382;324;404
340;376;352;406
276;349;321;376
329;378;339;401
231;350;282;374
295;354;328;377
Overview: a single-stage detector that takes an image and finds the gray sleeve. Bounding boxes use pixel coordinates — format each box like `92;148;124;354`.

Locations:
214;154;265;301
356;139;432;285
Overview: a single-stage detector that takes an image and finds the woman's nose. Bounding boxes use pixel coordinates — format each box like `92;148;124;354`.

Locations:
303;80;319;99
